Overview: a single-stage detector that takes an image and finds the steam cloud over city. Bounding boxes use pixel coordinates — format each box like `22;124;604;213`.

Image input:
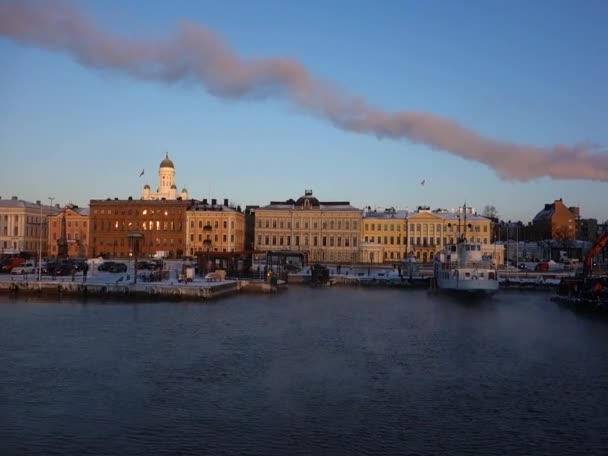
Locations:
1;0;607;182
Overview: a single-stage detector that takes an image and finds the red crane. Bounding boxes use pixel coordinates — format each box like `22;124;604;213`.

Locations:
582;232;608;277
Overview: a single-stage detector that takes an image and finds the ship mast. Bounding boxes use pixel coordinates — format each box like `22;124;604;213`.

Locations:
462;202;467;243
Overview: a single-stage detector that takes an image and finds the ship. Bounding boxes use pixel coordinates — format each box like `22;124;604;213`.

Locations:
433;205;499;295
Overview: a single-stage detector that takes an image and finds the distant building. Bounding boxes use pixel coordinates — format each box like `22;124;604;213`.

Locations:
89;198;189;258
141;153;189;201
577;218;598;243
361;207;408;264
254;190;361;263
405;207;492;263
186;199;246;256
47;205;89;258
532;198;577;240
0;196;57;256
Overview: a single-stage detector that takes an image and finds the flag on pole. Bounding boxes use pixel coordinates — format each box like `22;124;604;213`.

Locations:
420;179;425;186
139;169;144;177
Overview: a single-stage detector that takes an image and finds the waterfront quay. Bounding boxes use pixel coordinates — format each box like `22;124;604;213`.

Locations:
0;260;576;302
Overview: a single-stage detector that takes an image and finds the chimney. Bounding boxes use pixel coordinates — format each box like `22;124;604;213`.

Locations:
211;198;217;206
11;196;18;200
223;198;228;207
55;204;60;208
36;200;41;205
202;198;208;205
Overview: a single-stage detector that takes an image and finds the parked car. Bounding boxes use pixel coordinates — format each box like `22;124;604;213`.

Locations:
11;261;37;275
1;257;26;273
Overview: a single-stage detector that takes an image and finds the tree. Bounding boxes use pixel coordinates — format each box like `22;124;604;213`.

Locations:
482;205;499;220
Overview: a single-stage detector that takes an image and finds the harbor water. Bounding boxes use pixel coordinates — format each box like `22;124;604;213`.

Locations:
1;288;607;455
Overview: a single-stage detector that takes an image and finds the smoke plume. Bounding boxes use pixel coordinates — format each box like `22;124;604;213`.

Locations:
1;0;607;181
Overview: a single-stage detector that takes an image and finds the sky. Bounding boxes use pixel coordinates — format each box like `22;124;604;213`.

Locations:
0;0;607;222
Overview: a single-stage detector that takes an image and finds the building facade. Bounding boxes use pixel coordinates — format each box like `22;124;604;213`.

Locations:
532;198;577;241
186;199;246;256
0;196;57;256
405;207;492;263
254;190;361;264
361;208;408;263
89;199;189;258
141;153;189;201
47;205;90;258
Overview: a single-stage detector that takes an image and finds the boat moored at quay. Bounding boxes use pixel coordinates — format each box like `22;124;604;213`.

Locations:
434;242;499;295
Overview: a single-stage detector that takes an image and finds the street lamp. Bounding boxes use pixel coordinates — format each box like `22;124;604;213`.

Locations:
127;233;144;284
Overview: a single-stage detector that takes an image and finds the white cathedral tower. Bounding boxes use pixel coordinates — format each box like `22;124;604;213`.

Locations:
142;152;189;200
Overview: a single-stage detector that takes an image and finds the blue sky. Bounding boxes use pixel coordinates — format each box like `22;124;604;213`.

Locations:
1;0;607;222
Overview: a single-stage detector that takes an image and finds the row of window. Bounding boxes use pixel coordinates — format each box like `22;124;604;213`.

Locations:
257;219;358;230
364;236;490;246
94;209;173;216
52;221;87;228
364;223;488;233
94;238;183;247
257;235;358;248
189;220;235;230
189;234;235;243
51;232;87;241
92;220;183;232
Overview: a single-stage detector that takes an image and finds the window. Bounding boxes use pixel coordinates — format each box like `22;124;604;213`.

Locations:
198;221;202;229
272;236;276;245
258;220;262;228
330;221;334;229
365;236;369;242
214;221;219;229
265;220;269;228
314;236;318;246
353;237;357;247
257;235;262;245
295;236;300;246
223;234;227;242
384;236;388;244
365;223;369;231
337;237;342;247
280;221;284;229
323;236;327;246
273;220;276;228
287;236;291;246
330;237;334;247
265;236;269;245
214;234;218;242
323;222;327;229
223;220;228;229
279;237;284;246
345;237;350;247
372;223;376;231
296;221;300;229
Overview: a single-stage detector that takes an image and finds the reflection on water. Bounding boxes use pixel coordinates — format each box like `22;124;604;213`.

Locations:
1;289;607;455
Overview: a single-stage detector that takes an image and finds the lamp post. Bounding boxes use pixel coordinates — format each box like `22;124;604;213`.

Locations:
127;233;143;284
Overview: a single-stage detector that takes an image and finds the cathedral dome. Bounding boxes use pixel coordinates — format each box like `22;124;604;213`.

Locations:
160;152;174;169
144;184;150;189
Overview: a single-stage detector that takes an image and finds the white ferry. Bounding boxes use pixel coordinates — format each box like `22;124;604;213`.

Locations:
433;242;499;295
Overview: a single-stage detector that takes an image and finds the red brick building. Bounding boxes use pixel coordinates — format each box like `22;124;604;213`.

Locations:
89;199;189;258
532;198;577;240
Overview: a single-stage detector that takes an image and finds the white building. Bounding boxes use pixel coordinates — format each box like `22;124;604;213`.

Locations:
142;153;189;201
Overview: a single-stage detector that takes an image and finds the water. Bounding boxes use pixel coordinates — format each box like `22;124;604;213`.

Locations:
1;289;607;455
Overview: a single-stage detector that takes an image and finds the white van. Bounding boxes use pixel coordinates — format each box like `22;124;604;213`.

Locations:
11;261;37;275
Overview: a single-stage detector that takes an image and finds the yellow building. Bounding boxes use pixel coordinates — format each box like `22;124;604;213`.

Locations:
0;196;58;256
186;199;246;256
405;207;492;263
254;190;361;264
361;208;408;264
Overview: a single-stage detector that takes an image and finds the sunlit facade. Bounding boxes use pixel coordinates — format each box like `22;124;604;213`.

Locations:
254;190;361;264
